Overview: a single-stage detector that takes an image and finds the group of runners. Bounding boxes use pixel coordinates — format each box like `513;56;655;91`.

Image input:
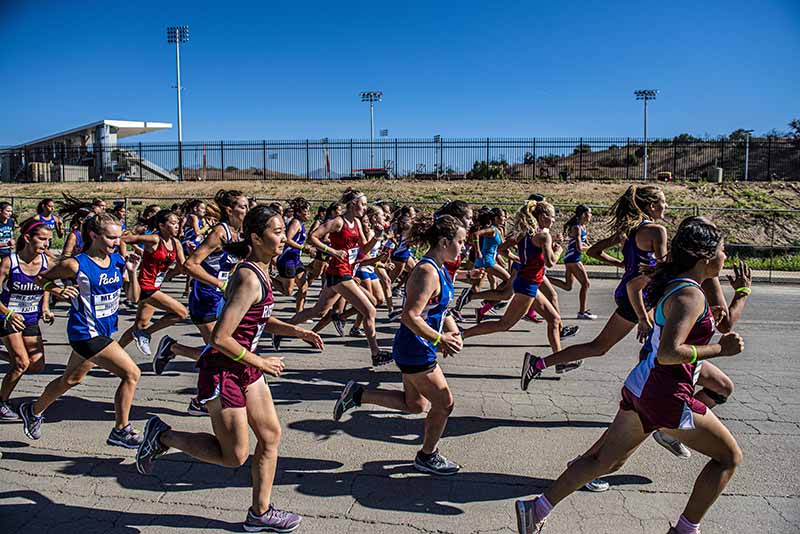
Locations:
0;185;751;534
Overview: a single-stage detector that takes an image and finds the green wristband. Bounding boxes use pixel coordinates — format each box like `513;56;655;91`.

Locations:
689;345;698;364
232;347;247;361
432;333;442;346
735;287;752;295
42;280;54;291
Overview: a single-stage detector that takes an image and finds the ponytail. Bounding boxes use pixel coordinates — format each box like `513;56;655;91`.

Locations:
564;204;590;233
608;184;662;239
407;212;463;249
213;189;245;223
222;205;279;259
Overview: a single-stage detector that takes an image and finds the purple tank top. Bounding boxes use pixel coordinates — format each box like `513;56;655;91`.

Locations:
0;253;48;325
614;221;657;299
200;261;274;370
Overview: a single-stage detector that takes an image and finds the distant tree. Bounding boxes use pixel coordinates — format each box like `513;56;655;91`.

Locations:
225;165;239;172
572;143;591;155
764;128;786;139
672;133;701;144
728;129;752;142
789;119;800;147
523;151;535;165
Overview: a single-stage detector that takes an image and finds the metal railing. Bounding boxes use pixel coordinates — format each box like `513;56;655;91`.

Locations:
4;194;799;282
2;136;799;182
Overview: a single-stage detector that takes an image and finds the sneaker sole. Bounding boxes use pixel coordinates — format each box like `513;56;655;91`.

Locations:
583;481;610;492
107;437;142;449
515;500;527;534
413;460;460;476
186;408;209;416
555;364;581;375
136;417;159;474
19;405;40;440
243;520;301;533
333;381;356;421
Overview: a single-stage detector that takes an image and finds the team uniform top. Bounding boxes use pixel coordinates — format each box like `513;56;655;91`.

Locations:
622;278;715;432
356;237;383;276
391;233;411;262
326;217;361;277
138;237;178;292
67;253;126;341
0;218;15;257
392;257;454;367
189;223;241;321
1;253;49;325
474;226;502;268
69;229;84;256
614;221;656;299
443;253;461;281
37;214;58;231
182;216;205;249
563;225;587;264
276;219;306;269
199;262;274;372
516;233;546;284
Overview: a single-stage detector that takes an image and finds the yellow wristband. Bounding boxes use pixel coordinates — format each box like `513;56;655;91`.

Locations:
220;280;228;291
735;287;752;295
42;280;54;291
233;347;247;361
689;345;698;364
432;333;442;346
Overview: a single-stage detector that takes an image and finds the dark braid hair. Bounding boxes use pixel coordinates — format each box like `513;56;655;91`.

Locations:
58;193;93;220
564;204;590;233
407;213;464;249
289;197;310;213
435;200;470;223
222;205;280;259
645;216;722;309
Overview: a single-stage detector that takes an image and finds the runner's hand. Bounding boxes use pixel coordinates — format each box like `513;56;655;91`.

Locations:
727;260;752;291
331;248;347;260
42;310;55;325
58;285;79;300
125;253;141;272
710;305;728;325
439;331;463;356
636;316;653;343
299;329;324;350
719;332;744;357
7;312;25;332
260;356;286;376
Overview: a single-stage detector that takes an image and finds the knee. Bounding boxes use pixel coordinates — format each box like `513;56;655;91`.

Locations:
548;313;562;326
584;279;591;290
13;358;30;374
123;366;141;384
431;393;454;415
723;443;743;470
223;447;250;468
588;452;626;474
406;399;428;414
259;422;282;448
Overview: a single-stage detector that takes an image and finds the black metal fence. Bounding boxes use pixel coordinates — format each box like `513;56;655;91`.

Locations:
2;137;799;183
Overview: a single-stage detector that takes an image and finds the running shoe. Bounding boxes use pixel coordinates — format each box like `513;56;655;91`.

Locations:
187;397;209;416
243;504;302;533
392;287;403;299
653;431;691;459
521;352;543;391
133;329;153;356
107;423;143;449
493;301;508;311
476;304;490;324
0;401;19;421
349;326;365;338
577;310;598;320
136;415;171;475
333;380;363;421
523;311;544;324
331;312;346;337
414;450;461;476
555;360;583;374
515;498;547;534
19;402;43;440
559;325;580;339
454;287;473;311
567;456;610;492
371;350;393;367
272;334;283;352
387;309;403;322
152;335;177;375
450;309;464;323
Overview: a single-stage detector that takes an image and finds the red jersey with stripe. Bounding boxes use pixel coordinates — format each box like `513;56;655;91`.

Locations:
138;237;178;291
517;233;545;284
200;262;275;371
326;217;361;277
444;253;461;280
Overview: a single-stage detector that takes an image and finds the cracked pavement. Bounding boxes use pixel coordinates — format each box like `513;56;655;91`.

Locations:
1;279;799;533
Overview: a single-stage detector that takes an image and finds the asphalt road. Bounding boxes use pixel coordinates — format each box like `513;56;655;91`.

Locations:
1;278;798;533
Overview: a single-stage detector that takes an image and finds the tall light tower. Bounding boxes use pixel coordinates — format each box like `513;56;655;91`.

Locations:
167;25;189;180
634;89;658;180
743;129;754;181
360;91;383;168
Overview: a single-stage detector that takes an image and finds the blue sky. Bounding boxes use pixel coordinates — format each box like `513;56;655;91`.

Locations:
1;0;798;145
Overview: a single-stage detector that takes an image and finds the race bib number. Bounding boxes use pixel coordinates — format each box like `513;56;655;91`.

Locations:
217;270;230;292
154;270;167;288
347;247;359;264
250;323;266;352
8;293;40;314
94;289;121;319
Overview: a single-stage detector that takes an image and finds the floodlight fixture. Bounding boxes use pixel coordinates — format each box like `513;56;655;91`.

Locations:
167;25;189;180
634;89;658;180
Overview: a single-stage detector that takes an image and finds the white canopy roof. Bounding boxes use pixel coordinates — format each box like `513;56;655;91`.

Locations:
10;119;172;148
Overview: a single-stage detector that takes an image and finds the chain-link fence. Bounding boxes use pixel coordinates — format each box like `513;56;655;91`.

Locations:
2;136;799;183
6;193;798;283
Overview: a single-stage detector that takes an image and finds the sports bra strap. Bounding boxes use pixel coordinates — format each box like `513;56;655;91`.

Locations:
656;278;708;325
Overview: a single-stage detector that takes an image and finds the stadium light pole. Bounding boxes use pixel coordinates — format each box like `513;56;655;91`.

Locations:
634;89;658;180
360;91;383;168
743;129;754;181
167;25;189;181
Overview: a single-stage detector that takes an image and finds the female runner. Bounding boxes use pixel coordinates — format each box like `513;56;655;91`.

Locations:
549;204;597;320
0;220;54;420
275;197;314;313
514;217;744;534
136;205;323;533
20;213;143;448
333;213;465;475
35;198;64;238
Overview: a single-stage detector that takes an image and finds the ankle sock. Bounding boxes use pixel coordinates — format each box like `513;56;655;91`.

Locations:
527;307;537;319
533;495;553;522
674;515;700;534
534;357;547;371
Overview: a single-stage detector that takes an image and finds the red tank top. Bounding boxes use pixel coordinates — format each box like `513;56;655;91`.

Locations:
444;253;461;280
326;217;361;276
517;233;545;284
200;262;274;371
139;237;178;291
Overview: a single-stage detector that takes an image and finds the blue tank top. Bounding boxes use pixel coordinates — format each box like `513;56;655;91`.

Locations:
67;253;126;341
564;225;587;262
192;223;241;297
38;214;57;230
392;257;454;366
70;229;84;256
392;234;411;261
277;219;306;265
614;221;657;299
1;253;48;325
182;215;205;247
0;219;14;257
479;226;502;261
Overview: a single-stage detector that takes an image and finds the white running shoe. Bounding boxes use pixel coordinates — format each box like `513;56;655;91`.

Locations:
133;329;152;356
577;311;598;320
653;431;691;459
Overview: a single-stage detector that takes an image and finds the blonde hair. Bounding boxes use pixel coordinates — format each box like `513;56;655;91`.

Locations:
608;184;663;238
513;200;555;235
